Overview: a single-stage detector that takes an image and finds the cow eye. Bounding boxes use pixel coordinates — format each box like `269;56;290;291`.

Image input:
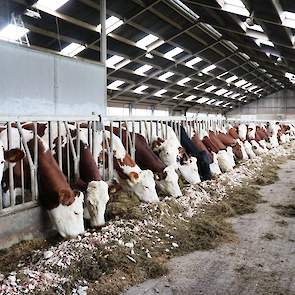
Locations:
74;212;79;215
144;186;149;189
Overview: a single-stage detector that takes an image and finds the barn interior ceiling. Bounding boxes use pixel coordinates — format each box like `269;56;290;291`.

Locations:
1;0;295;113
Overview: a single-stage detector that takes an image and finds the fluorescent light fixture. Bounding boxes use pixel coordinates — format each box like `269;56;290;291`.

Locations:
60;43;85;57
231;93;240;99
164;47;183;59
244;22;263;32
215;100;224;106
248;85;258;91
106;55;125;68
145;53;154;59
24;9;41;19
173;93;183;100
202;23;222;38
226;75;238;83
194;83;205;89
133;85;148;94
168;0;199;21
177;77;191;86
281;11;295;29
202;64;216;73
107;80;125;90
185;57;202;68
147;40;165;52
206;99;216;105
215;88;228;96
254;89;263;94
134;64;153;75
235;79;248;87
238;95;246;101
255;38;274;47
223;102;232;107
34;0;69;11
242;82;252;89
97;16;123;34
221;0;250;17
196;97;210;104
158;72;174;81
0;24;29;42
224;91;233;97
205;85;217;92
154;89;167;97
136;34;158;50
185;95;196;101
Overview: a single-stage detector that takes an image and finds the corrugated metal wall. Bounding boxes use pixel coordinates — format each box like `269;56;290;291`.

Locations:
227;89;295;120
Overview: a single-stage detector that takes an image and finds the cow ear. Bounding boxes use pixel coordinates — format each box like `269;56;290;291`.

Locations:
154;173;160;180
128;171;139;183
4;148;25;163
59;189;75;206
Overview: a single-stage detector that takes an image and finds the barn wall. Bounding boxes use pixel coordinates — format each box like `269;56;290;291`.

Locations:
227;89;295;120
0;41;106;117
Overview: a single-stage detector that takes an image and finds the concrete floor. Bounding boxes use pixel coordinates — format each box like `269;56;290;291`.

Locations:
124;160;295;295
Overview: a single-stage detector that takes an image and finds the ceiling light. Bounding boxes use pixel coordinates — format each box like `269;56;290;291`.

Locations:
145;53;154;59
24;9;41;19
60;43;85;57
185;95;196;101
202;23;222;38
173;93;183;100
147;40;165;52
196;97;210;104
215;88;228;96
215;100;224;106
106;55;125;68
248;85;258;91
136;34;158;50
107;80;125;90
242;82;252;89
185;57;202;68
164;47;183;59
154;89;167;97
206;99;216;104
198;72;203;76
220;0;250;17
231;93;240;98
238;95;246;101
224;91;233;97
0;24;29;42
281;11;295;30
226;75;238;83
202;64;216;73
134;64;153;75
244;22;264;32
254;89;263;94
133;85;148;94
115;59;131;69
205;85;217;92
34;0;69;11
97;16;123;34
158;72;174;81
177;77;191;86
168;0;199;21
255;38;274;47
235;79;248;87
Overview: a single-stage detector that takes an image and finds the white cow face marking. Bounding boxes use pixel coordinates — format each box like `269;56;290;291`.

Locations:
237;139;249;160
178;157;201;184
157;144;178;166
85;180;109;227
238;124;247;141
157;165;182;198
209;152;222;176
132;169;159;203
250;140;265;155
49;191;85;238
217;150;234;172
247;123;256;140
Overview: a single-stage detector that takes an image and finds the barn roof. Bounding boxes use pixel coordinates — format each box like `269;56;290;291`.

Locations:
1;0;295;113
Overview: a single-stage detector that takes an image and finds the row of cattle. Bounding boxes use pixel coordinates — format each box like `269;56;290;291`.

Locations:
0;121;294;239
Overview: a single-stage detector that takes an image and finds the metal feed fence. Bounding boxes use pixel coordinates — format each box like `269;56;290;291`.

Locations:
0;115;227;216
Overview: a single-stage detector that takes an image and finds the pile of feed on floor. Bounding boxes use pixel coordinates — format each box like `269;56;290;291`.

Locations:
1;142;295;295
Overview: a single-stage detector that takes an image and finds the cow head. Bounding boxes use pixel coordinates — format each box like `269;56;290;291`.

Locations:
178;156;201;184
232;141;244;160
49;191;85;238
238;124;247;141
236;139;249;160
85;180;109;228
155;141;179;166
128;169;159;203
156;164;182;198
247;123;256;140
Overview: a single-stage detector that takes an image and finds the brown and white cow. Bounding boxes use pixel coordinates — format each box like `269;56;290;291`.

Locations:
109;127;182;198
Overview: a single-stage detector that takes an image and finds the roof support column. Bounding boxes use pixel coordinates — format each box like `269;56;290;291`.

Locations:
100;0;107;109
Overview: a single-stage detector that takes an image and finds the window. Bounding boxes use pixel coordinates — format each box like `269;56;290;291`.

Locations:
97;16;123;34
185;95;196;101
205;85;217;92
215;88;228;96
136;34;158;50
107;106;129;116
106;55;124;68
226;75;238;83
132;108;152;116
134;64;153;75
154;109;169;116
177;77;191;86
154;89;167;97
196;97;210;104
185;57;202;68
202;64;216;73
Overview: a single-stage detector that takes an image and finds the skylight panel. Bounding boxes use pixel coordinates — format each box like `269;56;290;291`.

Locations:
205;85;217;92
97;16;123;34
158;72;174;81
215;100;224;106
281;11;295;29
238;95;246;101
34;0;69;11
185;57;202;68
244;22;264;32
235;79;248;87
194;83;205;89
221;0;250;17
133;85;148;94
202;64;216;73
60;43;85;57
206;99;216;105
185;95;196;101
154;89;167;97
231;93;240;99
164;47;183;59
254;89;263;94
177;77;191;86
106;55;125;68
136;34;158;50
134;64;153;75
255;38;274;47
0;24;29;42
223;102;232;107
242;82;252;89
224;91;233;97
107;80;125;90
215;88;228;96
226;75;238;83
248;85;258;91
173;93;183;100
196;97;210;104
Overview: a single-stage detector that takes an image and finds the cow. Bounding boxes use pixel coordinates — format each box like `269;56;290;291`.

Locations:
108;127;182;198
227;125;249;160
237;124;257;158
0;127;85;238
247;123;268;154
96;129;159;203
179;125;211;181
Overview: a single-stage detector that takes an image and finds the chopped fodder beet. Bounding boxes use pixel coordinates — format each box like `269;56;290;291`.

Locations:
271;204;295;217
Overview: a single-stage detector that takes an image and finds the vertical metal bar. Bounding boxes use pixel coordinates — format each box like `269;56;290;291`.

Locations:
131;120;135;159
57;121;62;170
100;0;107;107
109;121;114;180
102;130;106;180
76;122;81;179
20;136;25;204
7;123;15;207
66;135;70;182
88;121;93;154
33;122;38;200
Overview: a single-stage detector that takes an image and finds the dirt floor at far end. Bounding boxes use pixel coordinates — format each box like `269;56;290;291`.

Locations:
124;159;295;295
